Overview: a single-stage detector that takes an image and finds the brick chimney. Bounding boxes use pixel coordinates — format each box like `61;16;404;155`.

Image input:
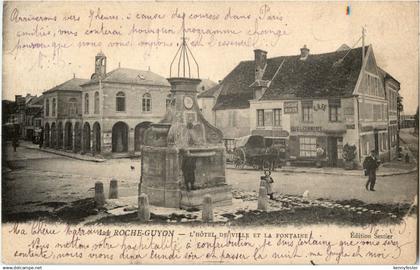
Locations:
300;45;310;60
254;49;267;81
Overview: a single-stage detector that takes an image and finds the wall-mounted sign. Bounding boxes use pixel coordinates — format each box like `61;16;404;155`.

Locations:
291;126;322;132
313;103;327;111
284;101;298;114
252;129;289;137
361;125;373;132
346;124;355;129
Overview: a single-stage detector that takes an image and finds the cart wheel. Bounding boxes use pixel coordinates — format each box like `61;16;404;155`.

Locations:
263;159;272;171
233;148;246;169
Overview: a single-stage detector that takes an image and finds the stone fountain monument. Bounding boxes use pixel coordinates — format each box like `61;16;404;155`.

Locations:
139;19;232;209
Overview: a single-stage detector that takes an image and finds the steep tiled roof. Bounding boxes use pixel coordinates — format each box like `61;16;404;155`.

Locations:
43;78;89;94
213;61;255;110
214;46;367;110
198;84;221;98
83;68;170;87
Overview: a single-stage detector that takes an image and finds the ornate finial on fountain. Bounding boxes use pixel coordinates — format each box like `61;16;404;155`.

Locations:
169;14;200;78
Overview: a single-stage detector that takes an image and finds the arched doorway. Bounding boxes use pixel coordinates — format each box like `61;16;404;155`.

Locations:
51;123;57;148
44;123;50;147
112;121;128;153
74;122;82;152
93;122;101;154
134;122;151;151
83;122;91;153
57;122;63;149
64;122;73;150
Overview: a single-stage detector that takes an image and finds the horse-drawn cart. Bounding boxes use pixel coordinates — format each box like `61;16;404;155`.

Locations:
233;135;286;170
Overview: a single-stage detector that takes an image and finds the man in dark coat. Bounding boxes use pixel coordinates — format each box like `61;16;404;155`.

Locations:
182;155;196;191
12;128;19;152
39;128;44;148
363;150;380;191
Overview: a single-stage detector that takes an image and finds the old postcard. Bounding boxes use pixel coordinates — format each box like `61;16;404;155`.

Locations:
1;1;418;265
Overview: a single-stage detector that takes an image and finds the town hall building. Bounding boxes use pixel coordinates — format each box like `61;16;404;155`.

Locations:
42;52;171;158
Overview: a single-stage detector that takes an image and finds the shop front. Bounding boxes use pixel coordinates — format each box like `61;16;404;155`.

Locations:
288;125;345;167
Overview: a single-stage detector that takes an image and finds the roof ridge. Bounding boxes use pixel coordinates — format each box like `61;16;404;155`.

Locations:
265;45;369;60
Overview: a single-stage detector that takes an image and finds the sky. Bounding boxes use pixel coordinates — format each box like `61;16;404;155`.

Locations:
2;1;418;114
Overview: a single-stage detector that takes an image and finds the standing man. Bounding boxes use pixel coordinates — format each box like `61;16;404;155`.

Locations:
12;127;19;152
181;152;196;191
363;150;380;191
39;127;44;148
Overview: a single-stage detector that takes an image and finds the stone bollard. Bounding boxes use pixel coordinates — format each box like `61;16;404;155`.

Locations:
94;181;105;208
109;179;118;199
202;194;214;222
138;193;150;222
257;186;268;211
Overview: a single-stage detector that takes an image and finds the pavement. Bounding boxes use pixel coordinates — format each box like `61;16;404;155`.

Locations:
19;141;106;162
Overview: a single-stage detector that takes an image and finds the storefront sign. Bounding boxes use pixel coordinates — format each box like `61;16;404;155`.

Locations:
361;125;373;132
291;126;322;132
313;103;327;111
252;129;289;137
360;125;388;132
284;101;298;114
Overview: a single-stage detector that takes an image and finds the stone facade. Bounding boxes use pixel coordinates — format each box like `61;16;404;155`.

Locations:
42;77;86;151
42;52;171;158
